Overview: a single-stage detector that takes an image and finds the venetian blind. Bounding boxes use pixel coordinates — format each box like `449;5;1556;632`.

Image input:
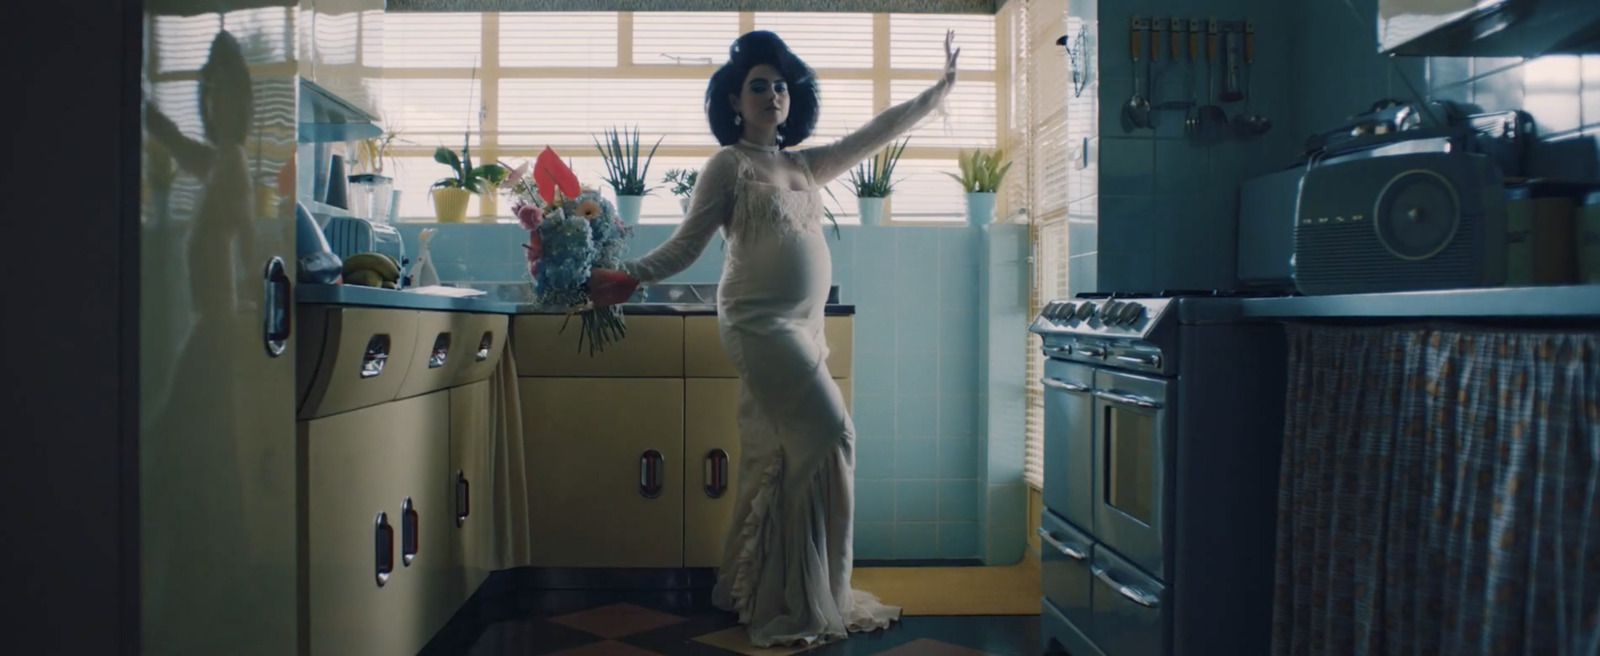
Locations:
380;11;998;222
1021;0;1071;491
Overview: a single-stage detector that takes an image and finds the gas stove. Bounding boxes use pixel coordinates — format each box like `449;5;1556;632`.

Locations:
1028;290;1282;376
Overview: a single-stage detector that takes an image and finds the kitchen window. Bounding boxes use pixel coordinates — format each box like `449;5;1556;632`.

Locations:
375;11;1000;223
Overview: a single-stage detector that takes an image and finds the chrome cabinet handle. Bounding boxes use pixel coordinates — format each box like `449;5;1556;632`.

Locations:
1076;345;1106;358
400;497;419;567
1036;527;1087;561
1044;345;1071;355
361;335;390;379
262;256;291;357
1093;389;1163;409
704;448;729;499
639;450;664;499
374;511;394;587
1115;353;1161;367
1093;566;1160;608
1042;378;1090;393
427;333;451;369
476;332;493;362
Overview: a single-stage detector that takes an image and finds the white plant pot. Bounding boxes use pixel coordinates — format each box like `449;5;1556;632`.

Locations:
679;197;691;215
965;191;997;227
858;196;886;226
616;194;644;225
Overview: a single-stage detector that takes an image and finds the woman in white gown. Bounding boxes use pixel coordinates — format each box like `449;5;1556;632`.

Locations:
590;29;959;648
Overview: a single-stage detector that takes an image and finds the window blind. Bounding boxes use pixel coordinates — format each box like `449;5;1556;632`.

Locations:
1021;0;1071;491
313;11;361;66
379;11;998;222
632;12;740;65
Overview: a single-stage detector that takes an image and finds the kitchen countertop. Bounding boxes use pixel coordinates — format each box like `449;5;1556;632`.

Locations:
295;282;856;316
1179;284;1600;324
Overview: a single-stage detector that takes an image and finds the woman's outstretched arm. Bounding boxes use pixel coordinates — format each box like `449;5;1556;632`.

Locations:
795;30;961;184
617;147;740;284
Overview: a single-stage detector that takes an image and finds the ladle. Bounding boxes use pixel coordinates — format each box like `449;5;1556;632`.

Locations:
1120;17;1151;132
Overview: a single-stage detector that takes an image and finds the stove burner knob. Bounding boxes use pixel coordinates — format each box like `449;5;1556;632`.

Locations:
1103;301;1123;322
1075;302;1094;320
1059;302;1075;320
1120;303;1144;323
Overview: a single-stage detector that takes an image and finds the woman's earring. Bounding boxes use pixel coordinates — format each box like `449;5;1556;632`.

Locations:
734;114;742;126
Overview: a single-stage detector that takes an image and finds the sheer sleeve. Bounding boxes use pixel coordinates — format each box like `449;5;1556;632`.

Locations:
620;148;740;283
795;77;952;185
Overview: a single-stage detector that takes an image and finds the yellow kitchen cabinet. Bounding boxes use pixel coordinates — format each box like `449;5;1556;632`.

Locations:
448;379;494;605
520;377;686;567
296;306;421;419
682;377;853;568
684;315;854;378
300;391;452;656
514;315;684;377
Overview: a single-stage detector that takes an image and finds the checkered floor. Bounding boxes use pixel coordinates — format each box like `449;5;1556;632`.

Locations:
422;589;1043;656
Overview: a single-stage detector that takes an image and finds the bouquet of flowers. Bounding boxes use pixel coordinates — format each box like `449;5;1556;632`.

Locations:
506;147;636;356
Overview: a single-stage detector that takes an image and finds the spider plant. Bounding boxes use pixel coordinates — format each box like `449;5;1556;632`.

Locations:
845;138;910;198
594;125;664;196
943;148;1013;193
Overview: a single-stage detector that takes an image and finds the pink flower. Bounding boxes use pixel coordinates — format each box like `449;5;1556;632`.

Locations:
515;203;542;230
523;232;543;263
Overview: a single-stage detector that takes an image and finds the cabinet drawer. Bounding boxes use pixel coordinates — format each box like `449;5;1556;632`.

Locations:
395;311;461;400
514;315;684;377
683;315;854;378
297;307;421;419
1039;510;1094;638
451;313;508;387
1090;546;1165;656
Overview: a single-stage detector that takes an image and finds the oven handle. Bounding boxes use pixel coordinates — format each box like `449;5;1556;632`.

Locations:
1093;389;1163;409
1093;566;1161;608
1036;527;1087;561
1042;378;1090;393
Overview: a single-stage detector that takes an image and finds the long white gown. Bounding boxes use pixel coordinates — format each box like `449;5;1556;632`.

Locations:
620;78;950;647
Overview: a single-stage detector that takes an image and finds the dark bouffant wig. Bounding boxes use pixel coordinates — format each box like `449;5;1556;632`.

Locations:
705;31;820;149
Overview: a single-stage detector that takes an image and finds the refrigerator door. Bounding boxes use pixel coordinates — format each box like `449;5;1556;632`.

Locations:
140;3;300;653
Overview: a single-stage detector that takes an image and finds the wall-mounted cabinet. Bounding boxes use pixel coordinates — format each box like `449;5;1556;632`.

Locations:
1378;0;1600;56
514;313;855;569
296;306;508;656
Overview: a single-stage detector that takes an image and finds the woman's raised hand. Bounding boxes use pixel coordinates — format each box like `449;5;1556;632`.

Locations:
942;29;961;86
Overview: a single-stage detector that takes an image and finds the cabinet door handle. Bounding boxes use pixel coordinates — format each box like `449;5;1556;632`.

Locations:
361;335;390;379
455;470;470;527
476;332;493;362
1036;527;1087;561
1093;566;1160;608
639;449;664;499
374;511;394;587
1042;377;1090;392
400;497;419;567
263;256;291;357
704;448;729;499
428;333;451;369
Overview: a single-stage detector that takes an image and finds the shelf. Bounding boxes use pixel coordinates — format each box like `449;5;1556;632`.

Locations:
1181;284;1600;323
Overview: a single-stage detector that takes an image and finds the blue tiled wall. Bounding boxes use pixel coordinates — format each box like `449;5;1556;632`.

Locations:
394;221;987;561
1289;0;1600;181
976;224;1031;565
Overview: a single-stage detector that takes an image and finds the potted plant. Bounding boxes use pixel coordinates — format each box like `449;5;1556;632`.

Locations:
430;144;507;223
846;138;909;226
594;125;663;225
663;168;698;215
944;148;1013;227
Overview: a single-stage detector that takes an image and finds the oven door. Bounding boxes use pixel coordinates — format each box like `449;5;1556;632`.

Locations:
1090;368;1170;579
1042;358;1096;532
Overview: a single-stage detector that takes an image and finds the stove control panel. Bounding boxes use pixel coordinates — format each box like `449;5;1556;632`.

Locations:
1031;297;1168;337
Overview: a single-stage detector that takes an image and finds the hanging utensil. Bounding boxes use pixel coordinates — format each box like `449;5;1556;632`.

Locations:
1121;16;1152;132
1185;18;1201;138
1233;20;1272;137
1197;18;1229;141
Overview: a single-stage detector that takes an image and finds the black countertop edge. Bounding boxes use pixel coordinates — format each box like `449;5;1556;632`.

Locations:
1178;284;1600;324
513;303;857;316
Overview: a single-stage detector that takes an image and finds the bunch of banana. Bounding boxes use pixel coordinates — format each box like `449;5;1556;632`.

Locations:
343;252;402;289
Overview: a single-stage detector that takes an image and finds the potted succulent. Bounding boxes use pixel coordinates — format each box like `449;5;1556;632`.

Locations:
944;148;1013;227
430;144;508;223
846;138;909;226
663;168;698;215
594;125;663;225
